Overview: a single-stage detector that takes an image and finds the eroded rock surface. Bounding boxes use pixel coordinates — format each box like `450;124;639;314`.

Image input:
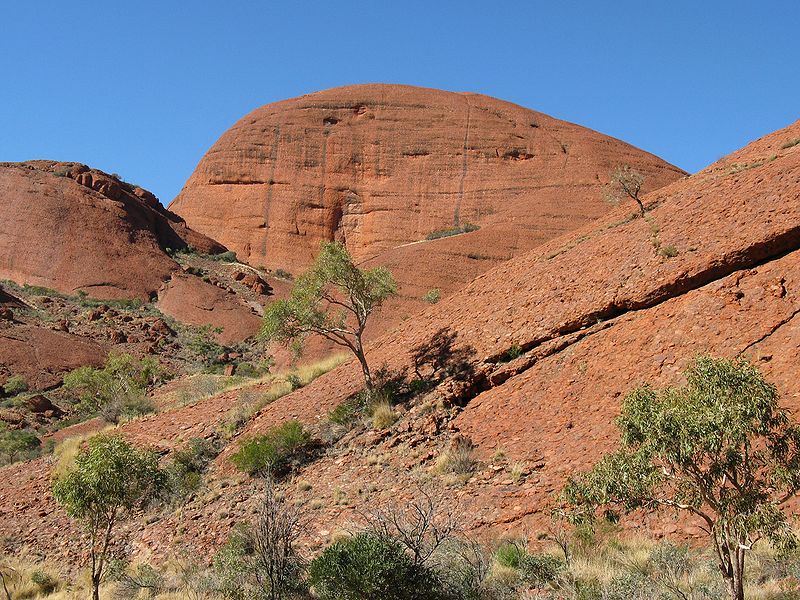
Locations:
0;161;224;300
171;84;684;278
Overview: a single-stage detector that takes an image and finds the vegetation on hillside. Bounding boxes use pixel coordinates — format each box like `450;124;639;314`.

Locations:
562;355;800;600
261;241;397;392
1;354;799;600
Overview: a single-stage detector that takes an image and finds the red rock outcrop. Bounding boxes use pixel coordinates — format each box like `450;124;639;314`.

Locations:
156;273;263;345
0;324;106;390
0;161;225;300
170;84;685;280
202;119;800;540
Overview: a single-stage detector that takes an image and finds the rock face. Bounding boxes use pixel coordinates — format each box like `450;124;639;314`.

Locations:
0;325;106;390
156;273;263;345
0;161;225;300
170;84;685;278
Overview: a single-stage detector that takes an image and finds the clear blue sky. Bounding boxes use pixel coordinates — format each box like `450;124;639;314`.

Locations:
2;1;797;204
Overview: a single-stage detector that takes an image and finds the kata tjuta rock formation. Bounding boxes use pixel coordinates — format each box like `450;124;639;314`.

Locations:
3;121;797;562
193;119;800;545
0;161;224;301
170;84;686;284
0;161;265;343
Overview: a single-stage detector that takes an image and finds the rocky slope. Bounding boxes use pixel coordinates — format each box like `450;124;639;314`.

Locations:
170;83;685;296
0;162;269;345
0;161;225;300
2;121;798;564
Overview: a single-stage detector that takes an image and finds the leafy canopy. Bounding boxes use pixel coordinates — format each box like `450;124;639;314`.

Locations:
563;354;800;550
63;353;165;417
606;165;645;216
0;423;40;464
261;241;396;356
52;435;165;523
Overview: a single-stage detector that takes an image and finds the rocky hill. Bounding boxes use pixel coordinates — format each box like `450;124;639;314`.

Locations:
0;161;224;300
170;84;685;309
2;120;797;564
0;161;271;347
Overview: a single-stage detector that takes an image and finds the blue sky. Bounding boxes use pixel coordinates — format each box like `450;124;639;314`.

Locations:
1;1;797;204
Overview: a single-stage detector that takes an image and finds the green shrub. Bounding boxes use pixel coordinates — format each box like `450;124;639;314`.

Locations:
100;393;156;423
165;245;197;257
30;569;58;594
494;541;527;569
209;530;259;600
658;244;678;258
287;373;303;390
309;533;445;600
328;394;369;426
3;375;28;396
209;250;238;263
500;344;523;362
230;420;312;476
0;424;41;464
423;289;441;304
274;268;293;280
164;438;220;501
780;138;800;150
426;223;480;241
63;353;166;418
519;552;563;587
186;325;225;367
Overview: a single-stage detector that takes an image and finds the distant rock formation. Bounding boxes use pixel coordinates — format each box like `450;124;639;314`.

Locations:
0;160;225;300
170;84;685;277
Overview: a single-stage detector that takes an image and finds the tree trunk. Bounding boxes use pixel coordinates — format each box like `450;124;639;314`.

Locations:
636;198;645;217
357;352;373;392
722;553;745;600
725;575;744;600
353;339;373;392
92;575;101;600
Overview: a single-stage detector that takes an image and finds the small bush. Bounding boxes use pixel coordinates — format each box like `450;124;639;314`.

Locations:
780;138;800;150
309;533;446;600
436;435;477;476
110;563;166;599
3;375;28;396
231;420;312;476
63;353;166;418
328;394;370;426
426;223;480;241
100;393;157;423
500;344;523;362
658;244;678;258
494;541;527;569
164;438;220;502
519;552;563;587
604;571;657;600
186;326;225;367
423;289;441;304
30;569;58;594
287;373;303;390
0;424;41;464
208;250;238;263
274;268;294;281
